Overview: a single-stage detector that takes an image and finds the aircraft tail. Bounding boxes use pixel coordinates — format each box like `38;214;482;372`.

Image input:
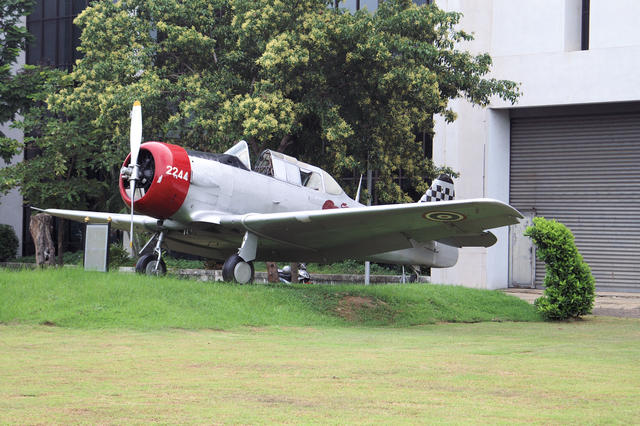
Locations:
419;174;455;202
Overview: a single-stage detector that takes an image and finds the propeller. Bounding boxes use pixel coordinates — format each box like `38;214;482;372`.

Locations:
129;101;142;247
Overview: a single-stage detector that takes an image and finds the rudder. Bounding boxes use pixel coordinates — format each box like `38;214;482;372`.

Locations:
419;174;455;202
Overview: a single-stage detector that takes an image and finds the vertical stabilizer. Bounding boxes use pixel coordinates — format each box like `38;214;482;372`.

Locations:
419;174;455;202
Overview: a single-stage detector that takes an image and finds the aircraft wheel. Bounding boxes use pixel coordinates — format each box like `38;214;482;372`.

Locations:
145;258;167;276
135;254;154;274
135;254;167;276
222;254;254;284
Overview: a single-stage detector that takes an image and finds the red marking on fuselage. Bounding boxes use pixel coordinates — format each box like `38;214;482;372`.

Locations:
322;200;338;209
322;200;349;209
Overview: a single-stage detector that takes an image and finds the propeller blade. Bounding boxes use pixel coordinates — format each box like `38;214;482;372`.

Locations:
129;101;142;248
130;180;136;247
130;100;142;167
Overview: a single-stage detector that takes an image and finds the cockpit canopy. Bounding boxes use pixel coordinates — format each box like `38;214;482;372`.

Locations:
254;150;344;195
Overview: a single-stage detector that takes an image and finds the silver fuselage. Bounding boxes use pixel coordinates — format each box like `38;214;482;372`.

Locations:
164;157;458;267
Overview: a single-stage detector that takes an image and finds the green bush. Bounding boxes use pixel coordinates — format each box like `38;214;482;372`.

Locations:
524;217;595;320
108;244;133;269
0;224;19;261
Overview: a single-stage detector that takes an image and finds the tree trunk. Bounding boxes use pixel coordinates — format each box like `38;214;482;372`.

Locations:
29;213;56;267
290;262;299;284
266;261;279;283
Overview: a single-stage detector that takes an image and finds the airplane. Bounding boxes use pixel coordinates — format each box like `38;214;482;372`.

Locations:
40;102;523;283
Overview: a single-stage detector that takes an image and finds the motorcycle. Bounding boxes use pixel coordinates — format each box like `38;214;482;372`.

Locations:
278;263;311;284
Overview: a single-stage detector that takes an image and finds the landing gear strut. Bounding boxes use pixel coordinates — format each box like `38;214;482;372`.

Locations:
222;231;257;283
135;224;167;276
409;265;420;283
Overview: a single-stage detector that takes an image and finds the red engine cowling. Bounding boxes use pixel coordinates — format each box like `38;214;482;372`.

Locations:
119;142;191;219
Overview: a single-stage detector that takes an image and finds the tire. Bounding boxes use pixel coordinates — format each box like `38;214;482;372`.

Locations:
135;254;167;276
145;258;167;276
222;254;254;284
135;254;155;274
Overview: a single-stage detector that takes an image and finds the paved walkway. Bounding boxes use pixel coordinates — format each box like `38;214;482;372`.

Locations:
503;289;640;318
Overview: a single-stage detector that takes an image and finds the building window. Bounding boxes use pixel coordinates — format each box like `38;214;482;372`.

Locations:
334;0;432;12
26;0;90;70
581;0;590;50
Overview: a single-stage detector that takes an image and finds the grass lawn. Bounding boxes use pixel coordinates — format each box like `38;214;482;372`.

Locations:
0;268;539;327
1;319;639;424
1;268;636;423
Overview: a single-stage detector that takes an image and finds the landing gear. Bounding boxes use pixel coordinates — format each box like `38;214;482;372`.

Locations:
135;253;167;276
409;265;421;283
222;231;258;283
135;224;168;276
222;254;255;283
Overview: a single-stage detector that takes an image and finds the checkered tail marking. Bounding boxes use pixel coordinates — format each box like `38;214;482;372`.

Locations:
419;174;455;202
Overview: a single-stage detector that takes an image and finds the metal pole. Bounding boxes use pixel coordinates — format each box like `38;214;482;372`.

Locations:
364;162;372;285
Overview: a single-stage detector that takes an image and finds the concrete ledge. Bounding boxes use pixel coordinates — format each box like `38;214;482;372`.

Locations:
0;262;78;270
117;266;429;284
0;262;37;270
1;263;429;284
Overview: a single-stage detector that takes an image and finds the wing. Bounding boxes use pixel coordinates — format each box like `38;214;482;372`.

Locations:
217;198;522;258
39;199;521;261
37;208;186;232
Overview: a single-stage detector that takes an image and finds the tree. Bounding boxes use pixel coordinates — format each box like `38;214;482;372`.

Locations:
0;0;35;162
1;67;115;207
1;0;518;210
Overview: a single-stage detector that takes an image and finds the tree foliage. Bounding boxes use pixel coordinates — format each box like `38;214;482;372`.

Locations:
1;66;115;209
1;0;518;209
0;0;34;161
0;223;19;261
524;217;595;320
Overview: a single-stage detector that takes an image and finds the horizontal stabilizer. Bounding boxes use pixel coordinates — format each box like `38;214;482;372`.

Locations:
438;231;497;248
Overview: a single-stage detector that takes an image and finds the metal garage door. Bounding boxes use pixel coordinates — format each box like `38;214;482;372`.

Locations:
510;111;640;291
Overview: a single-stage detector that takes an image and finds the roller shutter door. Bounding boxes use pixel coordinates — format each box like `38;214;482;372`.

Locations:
510;112;640;291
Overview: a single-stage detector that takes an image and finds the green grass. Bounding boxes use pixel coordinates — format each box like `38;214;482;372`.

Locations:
1;268;638;423
0;268;539;329
1;319;639;424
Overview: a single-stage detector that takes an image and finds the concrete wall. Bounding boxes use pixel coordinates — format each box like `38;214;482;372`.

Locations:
0;17;26;257
431;0;640;288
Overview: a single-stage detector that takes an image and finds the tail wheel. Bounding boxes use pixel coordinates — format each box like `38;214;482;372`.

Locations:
222;254;254;284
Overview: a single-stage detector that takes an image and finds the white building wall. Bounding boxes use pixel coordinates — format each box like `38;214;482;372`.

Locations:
431;0;640;288
0;17;26;257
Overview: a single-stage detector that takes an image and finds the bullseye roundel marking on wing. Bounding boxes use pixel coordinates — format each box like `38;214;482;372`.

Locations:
423;211;466;222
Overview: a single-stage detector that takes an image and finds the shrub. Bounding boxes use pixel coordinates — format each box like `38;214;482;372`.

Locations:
109;244;133;269
0;224;19;261
524;217;595;320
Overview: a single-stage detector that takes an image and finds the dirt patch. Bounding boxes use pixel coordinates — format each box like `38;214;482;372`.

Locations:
334;295;388;322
